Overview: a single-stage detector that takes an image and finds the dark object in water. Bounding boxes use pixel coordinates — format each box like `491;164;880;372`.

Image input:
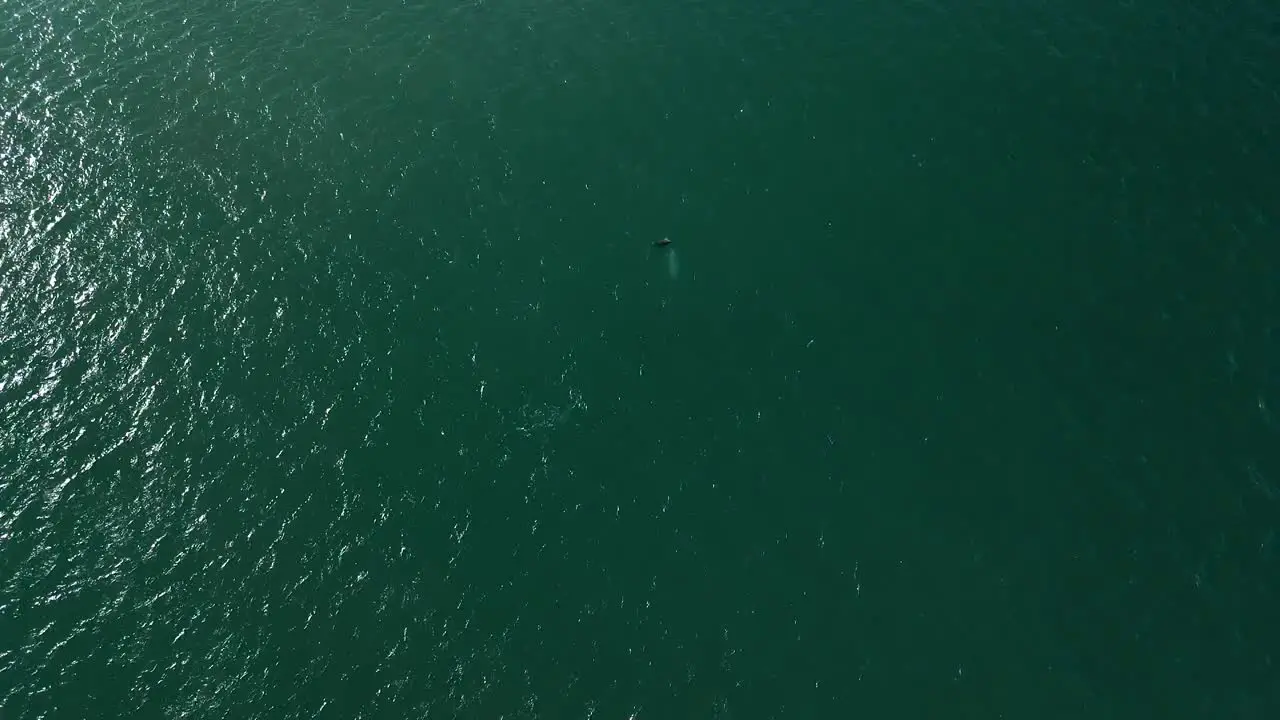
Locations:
653;237;672;247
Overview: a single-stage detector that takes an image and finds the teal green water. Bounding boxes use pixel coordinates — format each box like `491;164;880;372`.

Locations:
3;0;1279;717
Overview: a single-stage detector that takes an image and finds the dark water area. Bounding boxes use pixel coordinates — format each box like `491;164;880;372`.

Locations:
2;1;1278;718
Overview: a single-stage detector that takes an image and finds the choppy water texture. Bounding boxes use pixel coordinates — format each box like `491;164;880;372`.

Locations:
3;0;1279;718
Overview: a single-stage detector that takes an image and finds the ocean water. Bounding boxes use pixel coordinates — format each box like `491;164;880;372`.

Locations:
2;1;1278;718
